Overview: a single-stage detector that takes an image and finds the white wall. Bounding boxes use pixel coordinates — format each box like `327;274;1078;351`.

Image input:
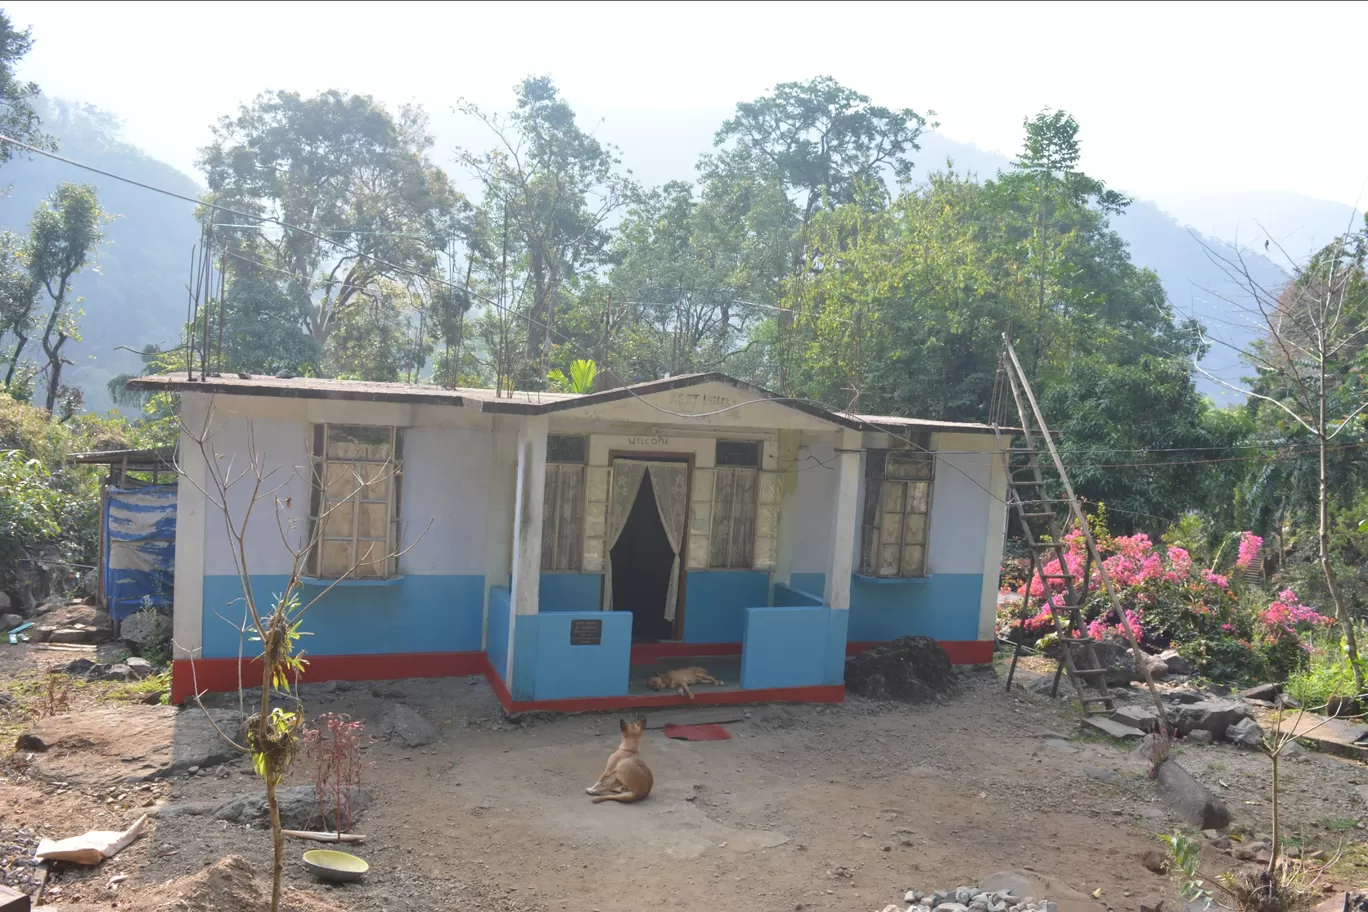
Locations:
791;442;837;574
788;433;1005;580
192;394;493;579
400;427;492;576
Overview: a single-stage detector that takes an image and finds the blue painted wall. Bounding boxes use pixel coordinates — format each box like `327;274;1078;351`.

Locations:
539;573;602;612
514;611;633;700
200;574;485;659
774;582;824;607
741;606;847;689
785;572;984;642
487;586;511;685
681;570;770;643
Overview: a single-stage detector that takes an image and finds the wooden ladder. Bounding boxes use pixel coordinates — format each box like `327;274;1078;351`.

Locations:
992;337;1168;726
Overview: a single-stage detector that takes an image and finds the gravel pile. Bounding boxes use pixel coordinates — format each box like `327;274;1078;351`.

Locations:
0;824;42;894
880;884;1056;912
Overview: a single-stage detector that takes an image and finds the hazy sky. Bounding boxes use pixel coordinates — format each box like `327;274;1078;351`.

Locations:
6;0;1368;212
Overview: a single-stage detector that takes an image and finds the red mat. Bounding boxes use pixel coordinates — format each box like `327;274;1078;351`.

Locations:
662;723;732;741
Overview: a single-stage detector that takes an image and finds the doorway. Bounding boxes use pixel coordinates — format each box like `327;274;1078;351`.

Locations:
611;470;678;642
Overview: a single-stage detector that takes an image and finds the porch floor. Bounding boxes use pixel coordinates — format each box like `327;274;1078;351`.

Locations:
628;655;742;697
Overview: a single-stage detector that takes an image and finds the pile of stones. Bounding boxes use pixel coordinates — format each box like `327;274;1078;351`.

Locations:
880;884;1055;912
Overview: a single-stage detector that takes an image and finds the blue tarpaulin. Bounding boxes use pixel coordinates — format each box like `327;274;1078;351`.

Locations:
104;484;176;621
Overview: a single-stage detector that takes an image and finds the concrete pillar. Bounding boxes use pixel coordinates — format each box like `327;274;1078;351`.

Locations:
482;417;518;650
769;429;801;596
506;415;548;683
509;415;548;618
824;429;862;611
171;397;208;660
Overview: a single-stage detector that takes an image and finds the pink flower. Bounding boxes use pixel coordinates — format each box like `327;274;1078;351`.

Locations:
1236;532;1262;569
1204;571;1229;590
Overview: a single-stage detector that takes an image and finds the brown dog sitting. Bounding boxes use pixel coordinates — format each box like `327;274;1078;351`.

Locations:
645;666;724;700
586;717;653;803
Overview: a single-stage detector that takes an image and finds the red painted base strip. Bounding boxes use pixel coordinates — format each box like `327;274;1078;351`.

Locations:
629;642;741;665
170;639;989;707
846;639;994;665
171;652;486;704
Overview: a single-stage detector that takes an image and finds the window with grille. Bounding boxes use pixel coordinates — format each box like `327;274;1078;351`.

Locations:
309;424;402;579
710;440;759;569
541;435;586;571
859;437;933;578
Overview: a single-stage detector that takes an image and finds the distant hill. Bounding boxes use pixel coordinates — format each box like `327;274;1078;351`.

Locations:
0;97;202;413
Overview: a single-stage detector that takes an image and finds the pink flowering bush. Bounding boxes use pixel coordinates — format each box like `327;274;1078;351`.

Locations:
996;519;1318;681
1235;531;1262;569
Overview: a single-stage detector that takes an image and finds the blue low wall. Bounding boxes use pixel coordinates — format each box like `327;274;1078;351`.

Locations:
200;574;485;659
741;605;848;689
510;610;632;701
487;586;512;684
682;570;770;642
786;572;983;642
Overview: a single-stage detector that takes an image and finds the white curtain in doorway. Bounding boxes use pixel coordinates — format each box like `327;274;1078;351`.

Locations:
602;461;648;612
646;463;689;622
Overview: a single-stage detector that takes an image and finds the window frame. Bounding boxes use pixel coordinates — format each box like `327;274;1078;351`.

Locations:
308;424;402;580
859;438;934;579
709;440;760;569
541;435;587;572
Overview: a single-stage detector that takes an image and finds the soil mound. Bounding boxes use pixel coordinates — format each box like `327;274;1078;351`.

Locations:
844;635;959;702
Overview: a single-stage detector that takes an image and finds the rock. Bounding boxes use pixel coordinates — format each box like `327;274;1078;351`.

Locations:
371;684;406;699
0;590;10;611
1133;649;1170;681
1162;690;1206;705
1165;701;1252;737
50;657;97;676
1083;716;1146;740
1155;759;1230;829
1157;649;1193;675
1326;695;1362;718
212;785;371;829
41;602;113;631
99;663;135;681
125;657;155;678
1;612;21;630
1225;717;1265;748
1141;849;1169;873
379;703;438;747
1202;828;1221;841
15;733;47;752
1111;704;1161;733
151;801;218;819
1187;730;1213;745
934;905;969;912
49;626;102;644
119;609;168;646
1275;693;1300;710
843;636;959;702
906;891;921;903
1239;683;1280;702
94;642;130;663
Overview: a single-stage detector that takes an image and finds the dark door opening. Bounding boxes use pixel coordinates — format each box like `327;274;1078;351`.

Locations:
611;470;678;642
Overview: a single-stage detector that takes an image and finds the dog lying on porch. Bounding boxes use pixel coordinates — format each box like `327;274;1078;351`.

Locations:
586;717;654;803
645;666;724;700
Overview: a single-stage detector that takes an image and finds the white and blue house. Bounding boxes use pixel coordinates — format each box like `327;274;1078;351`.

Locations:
132;371;1008;710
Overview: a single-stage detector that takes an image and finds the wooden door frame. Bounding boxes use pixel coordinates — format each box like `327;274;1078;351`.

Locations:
606;451;696;641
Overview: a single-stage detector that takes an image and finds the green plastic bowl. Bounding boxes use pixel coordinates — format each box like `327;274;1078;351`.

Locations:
302;849;369;883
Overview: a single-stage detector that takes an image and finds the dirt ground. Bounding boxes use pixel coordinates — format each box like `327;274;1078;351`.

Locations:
3;642;1366;912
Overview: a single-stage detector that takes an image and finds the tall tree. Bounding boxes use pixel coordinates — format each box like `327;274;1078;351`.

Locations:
27;182;104;414
199;91;466;361
457;76;634;376
713;76;930;223
0;9;52;167
0;229;36;392
707;77;930;390
1201;225;1368;689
